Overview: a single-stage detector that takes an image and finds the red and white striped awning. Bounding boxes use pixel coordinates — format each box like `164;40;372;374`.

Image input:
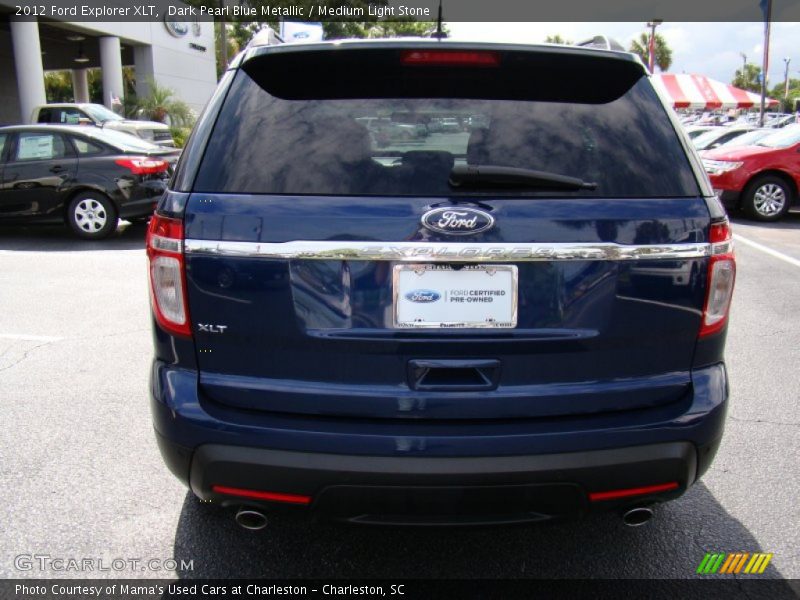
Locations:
651;73;779;110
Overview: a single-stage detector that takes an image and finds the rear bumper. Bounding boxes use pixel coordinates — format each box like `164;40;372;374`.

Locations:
150;361;728;523
118;181;166;219
158;433;714;524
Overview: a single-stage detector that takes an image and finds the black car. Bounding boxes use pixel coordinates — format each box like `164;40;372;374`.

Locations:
0;125;180;239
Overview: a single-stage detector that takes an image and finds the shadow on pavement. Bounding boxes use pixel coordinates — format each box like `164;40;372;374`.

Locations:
0;219;148;252
730;210;800;230
172;482;794;589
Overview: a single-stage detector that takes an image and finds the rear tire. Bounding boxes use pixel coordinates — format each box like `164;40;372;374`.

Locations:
742;175;793;221
67;192;118;239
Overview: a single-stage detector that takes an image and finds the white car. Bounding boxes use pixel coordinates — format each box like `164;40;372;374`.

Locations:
31;103;175;147
692;127;754;152
684;125;716;139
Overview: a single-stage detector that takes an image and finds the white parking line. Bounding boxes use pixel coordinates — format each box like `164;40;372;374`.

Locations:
733;234;800;269
0;249;143;256
0;334;62;342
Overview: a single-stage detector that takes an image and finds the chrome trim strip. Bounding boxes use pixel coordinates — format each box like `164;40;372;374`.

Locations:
184;240;711;262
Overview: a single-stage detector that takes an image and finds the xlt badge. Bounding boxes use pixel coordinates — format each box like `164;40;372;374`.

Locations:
197;324;228;333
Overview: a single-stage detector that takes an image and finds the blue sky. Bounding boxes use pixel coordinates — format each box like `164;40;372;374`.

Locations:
446;22;800;87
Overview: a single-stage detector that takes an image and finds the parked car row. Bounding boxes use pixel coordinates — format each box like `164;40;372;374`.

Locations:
762;113;800;129
688;125;791;153
682;121;800;221
700;124;800;221
680;110;799;129
701;128;776;150
691;126;755;151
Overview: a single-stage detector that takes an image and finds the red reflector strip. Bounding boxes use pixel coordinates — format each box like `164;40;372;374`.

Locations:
400;50;500;67
588;482;679;502
211;485;312;505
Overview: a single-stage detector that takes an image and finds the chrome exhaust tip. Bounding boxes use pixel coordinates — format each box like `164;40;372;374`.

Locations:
622;507;654;527
235;508;268;531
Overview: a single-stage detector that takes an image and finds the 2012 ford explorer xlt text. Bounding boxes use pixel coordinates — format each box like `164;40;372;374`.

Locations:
148;40;736;527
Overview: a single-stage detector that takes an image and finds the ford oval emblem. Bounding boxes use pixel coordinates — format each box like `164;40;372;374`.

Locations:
421;207;494;236
405;289;441;303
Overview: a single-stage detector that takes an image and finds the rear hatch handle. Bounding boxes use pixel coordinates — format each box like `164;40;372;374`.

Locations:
408;359;501;392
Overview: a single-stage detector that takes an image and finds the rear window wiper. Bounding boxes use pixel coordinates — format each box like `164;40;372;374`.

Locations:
449;165;597;191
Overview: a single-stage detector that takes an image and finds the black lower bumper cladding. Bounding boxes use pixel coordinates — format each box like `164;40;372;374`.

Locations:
156;432;706;525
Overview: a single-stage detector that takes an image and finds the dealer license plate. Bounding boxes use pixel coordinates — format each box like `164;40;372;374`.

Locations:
393;264;518;329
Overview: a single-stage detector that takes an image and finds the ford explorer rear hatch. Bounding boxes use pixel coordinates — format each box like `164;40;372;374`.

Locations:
171;43;711;421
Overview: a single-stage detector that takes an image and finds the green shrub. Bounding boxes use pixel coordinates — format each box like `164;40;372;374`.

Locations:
170;127;191;148
138;79;194;127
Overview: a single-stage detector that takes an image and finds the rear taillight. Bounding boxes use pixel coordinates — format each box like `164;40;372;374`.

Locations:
700;220;736;338
400;50;500;67
115;156;169;175
146;214;191;338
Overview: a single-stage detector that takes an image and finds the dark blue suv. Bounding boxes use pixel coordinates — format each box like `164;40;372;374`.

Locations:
148;40;736;527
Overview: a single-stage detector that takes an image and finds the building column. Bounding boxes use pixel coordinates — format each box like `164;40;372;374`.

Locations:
99;36;124;110
71;68;90;103
133;45;155;101
9;17;46;123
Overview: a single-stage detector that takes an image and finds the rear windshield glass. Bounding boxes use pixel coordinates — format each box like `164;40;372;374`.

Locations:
195;54;699;198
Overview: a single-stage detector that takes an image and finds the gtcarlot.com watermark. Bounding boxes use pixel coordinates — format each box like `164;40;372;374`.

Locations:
14;554;194;573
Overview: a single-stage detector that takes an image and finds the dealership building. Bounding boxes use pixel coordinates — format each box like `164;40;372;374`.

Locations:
0;1;217;125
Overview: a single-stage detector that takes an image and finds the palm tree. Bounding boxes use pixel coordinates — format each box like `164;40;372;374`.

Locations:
629;32;673;72
734;64;763;93
136;79;193;127
44;71;74;102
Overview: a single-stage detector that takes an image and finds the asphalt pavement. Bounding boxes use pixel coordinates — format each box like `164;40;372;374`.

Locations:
0;215;798;586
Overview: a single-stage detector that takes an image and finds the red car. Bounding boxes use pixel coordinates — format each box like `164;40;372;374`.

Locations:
702;125;800;221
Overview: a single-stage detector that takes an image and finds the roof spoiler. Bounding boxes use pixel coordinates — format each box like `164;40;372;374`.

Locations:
576;35;626;52
247;26;284;49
